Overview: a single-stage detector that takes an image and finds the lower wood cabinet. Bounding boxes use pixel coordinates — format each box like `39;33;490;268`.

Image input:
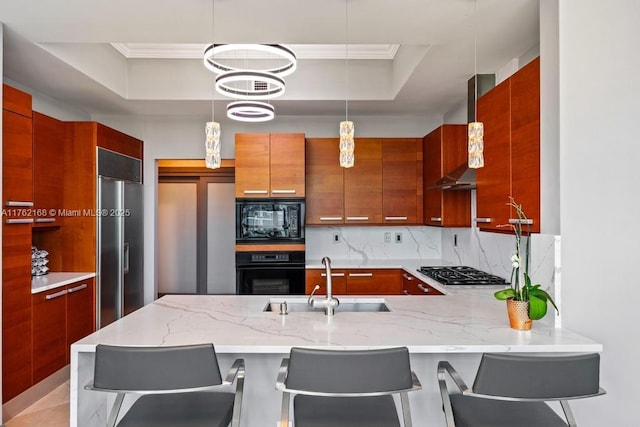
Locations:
402;272;443;295
306;268;437;296
32;278;95;384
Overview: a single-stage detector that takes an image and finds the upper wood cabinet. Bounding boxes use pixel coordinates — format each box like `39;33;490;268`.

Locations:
2;85;33;213
33;112;64;228
235;133;305;198
344;138;383;224
423;125;471;227
305;137;422;225
305;138;344;225
476;57;540;232
382;138;423;224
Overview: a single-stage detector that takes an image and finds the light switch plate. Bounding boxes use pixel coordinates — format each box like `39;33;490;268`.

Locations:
384;232;391;243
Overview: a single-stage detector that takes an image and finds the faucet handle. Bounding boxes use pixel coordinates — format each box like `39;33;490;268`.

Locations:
307;285;320;306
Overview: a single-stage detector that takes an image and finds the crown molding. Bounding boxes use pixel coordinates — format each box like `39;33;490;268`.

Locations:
111;43;401;60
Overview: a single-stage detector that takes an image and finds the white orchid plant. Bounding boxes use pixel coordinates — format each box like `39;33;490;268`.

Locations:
493;198;559;320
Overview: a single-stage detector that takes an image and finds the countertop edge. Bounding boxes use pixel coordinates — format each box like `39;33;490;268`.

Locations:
32;272;96;294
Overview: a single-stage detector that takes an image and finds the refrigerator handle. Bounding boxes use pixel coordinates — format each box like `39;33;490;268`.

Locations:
124;242;130;275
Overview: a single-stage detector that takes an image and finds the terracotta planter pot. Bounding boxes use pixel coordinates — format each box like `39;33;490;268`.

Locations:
507;299;532;330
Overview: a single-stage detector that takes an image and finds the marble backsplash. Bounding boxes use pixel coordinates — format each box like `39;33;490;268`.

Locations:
306;225;561;327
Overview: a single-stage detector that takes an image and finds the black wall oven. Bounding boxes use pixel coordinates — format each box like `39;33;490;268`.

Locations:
236;251;305;295
236;199;304;244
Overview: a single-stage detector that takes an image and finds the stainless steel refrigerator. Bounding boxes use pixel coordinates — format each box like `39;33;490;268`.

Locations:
96;148;144;328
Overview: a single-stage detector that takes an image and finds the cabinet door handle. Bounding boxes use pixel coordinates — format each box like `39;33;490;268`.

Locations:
508;218;534;225
243;190;268;194
271;189;296;194
321;273;345;277
45;289;68;300
5;201;34;207
474;217;492;223
385;216;408;221
402;273;414;281
320;216;343;221
430;217;442;222
35;218;56;223
67;283;88;293
417;284;429;293
346;216;369;221
5;218;34;224
348;273;373;277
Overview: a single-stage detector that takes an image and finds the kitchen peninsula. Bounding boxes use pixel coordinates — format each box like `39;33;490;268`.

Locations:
70;289;601;426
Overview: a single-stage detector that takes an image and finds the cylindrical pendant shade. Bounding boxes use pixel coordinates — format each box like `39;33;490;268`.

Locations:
468;121;484;169
339;120;355;168
205;121;221;169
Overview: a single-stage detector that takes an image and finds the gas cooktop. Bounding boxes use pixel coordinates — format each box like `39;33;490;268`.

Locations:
418;266;508;286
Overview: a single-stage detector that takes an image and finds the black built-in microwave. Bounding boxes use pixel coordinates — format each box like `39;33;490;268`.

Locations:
235;199;305;243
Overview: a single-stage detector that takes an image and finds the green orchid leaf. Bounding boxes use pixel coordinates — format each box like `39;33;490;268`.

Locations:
529;288;559;314
494;288;516;300
528;294;548;320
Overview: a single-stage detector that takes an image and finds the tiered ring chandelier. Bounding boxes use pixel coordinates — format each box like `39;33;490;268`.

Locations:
203;44;297;122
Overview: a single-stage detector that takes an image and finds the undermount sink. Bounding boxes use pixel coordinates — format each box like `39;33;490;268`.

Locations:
263;297;391;313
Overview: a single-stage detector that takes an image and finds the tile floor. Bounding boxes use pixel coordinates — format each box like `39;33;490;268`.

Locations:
4;381;69;427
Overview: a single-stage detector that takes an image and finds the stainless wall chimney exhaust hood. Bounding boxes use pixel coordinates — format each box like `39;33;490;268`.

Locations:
430;74;495;191
428;162;476;190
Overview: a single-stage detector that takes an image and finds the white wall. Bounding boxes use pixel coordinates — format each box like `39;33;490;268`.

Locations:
559;0;640;424
91;113;442;303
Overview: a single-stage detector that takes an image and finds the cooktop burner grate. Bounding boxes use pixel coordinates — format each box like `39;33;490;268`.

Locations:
418;266;508;286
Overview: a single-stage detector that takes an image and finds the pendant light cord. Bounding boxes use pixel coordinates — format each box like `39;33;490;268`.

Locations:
345;0;349;122
211;0;216;121
473;0;478;120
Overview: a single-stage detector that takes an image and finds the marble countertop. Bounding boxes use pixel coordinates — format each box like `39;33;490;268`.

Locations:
32;272;96;294
72;292;602;354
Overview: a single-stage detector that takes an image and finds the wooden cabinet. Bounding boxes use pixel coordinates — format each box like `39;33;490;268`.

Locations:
33;112;64;228
345;269;402;295
2;85;34;402
305;269;347;295
305;268;402;295
423;125;471;227
32;287;67;384
305;138;345;225
2;85;33;214
476;57;540;232
402;271;443;295
32;278;95;384
235;133;305;198
344;138;383;224
306;138;421;225
382;138;423;224
66;278;96;353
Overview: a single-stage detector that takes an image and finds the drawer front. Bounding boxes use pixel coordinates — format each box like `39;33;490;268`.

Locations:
346;269;402;295
305;269;347;295
402;272;443;296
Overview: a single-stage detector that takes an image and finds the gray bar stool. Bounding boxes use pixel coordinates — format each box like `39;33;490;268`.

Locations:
276;346;421;427
85;343;245;427
437;353;606;426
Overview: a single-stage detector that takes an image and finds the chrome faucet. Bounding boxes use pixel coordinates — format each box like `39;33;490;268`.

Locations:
308;256;340;316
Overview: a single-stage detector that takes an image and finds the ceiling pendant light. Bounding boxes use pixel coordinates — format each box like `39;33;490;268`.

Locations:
468;0;484;169
203;44;297;77
204;0;221;169
215;70;285;100
339;0;354;168
227;101;275;122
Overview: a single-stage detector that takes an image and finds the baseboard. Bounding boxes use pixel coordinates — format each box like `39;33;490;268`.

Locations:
2;365;70;423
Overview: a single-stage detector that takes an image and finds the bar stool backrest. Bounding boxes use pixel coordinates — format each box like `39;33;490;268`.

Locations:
94;343;223;392
473;353;601;399
285;347;413;394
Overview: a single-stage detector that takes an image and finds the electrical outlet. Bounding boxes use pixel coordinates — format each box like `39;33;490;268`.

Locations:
395;232;402;243
384;232;391;243
332;233;340;244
